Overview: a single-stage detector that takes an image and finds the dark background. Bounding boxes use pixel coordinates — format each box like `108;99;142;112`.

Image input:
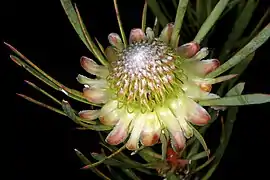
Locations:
2;0;270;179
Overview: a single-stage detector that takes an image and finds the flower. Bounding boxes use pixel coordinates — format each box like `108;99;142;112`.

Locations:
77;23;236;152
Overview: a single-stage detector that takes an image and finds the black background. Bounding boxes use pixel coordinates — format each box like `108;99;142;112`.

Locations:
2;0;270;179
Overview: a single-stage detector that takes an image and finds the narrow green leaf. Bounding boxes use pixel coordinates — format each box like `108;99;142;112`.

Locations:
190;82;245;174
196;0;207;25
74;149;91;164
107;166;125;180
121;168;141;180
217;53;254;96
206;23;270;78
160;132;168;160
146;0;169;27
186;2;200;30
6;43;99;106
227;53;254;90
60;0;92;52
62;100;112;130
95;37;106;56
91;153;128;167
99;143;154;175
139;147;162;160
152;17;159;37
10;55;59;91
202;107;239;180
194;0;230;44
219;0;258;62
193;156;215;173
206;0;216;16
187;150;210;161
220;0;241;19
202;81;244;179
113;0;128;47
225;82;245;97
24;80;62;105
16;93;95;125
160;1;173;22
189;124;210;157
138;147;161;163
82;145;126;169
235;9;270;53
142;161;167;169
16;93;67;116
141;1;148;32
170;0;189;47
5;41;67;89
91;152;158;170
74;4;108;66
74;149;111;180
186;110;219;161
166;171;179;180
199;94;270;106
249;9;270;39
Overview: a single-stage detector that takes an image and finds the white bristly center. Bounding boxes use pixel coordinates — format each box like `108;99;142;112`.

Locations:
108;41;183;111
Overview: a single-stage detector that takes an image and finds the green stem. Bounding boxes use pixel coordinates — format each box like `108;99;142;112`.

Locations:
206;23;270;78
24;80;62;105
170;0;189;47
141;1;148;32
113;0;128;47
75;149;111;180
194;0;230;44
16;93;67;116
146;0;169;27
82;145;126;169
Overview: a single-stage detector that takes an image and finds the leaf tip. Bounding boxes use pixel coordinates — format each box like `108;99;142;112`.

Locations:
9;55;22;66
80;165;90;170
24;80;35;86
62;99;69;104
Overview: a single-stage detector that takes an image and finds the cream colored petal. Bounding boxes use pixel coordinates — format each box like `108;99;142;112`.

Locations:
181;59;220;77
100;109;120;126
105;121;129;145
156;106;185;151
105;46;118;62
182;80;210;100
125;114;146;150
140;112;161;146
129;28;146;44
78;110;100;120
100;100;118;116
83;87;109;104
105;110;138;145
182;80;221;101
168;98;193;138
159;23;174;44
176;42;200;58
108;33;124;50
80;56;109;78
188;47;209;61
185;98;211;126
77;74;108;89
146;27;155;42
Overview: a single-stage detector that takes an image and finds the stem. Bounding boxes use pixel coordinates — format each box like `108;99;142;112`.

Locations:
141;1;148;32
194;0;230;44
170;0;189;48
82;145;126;169
113;0;128;47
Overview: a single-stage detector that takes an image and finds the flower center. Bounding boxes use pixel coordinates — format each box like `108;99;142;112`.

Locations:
107;40;185;112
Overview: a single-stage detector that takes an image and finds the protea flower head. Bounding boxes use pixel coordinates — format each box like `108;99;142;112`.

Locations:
77;23;236;152
6;0;270;179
